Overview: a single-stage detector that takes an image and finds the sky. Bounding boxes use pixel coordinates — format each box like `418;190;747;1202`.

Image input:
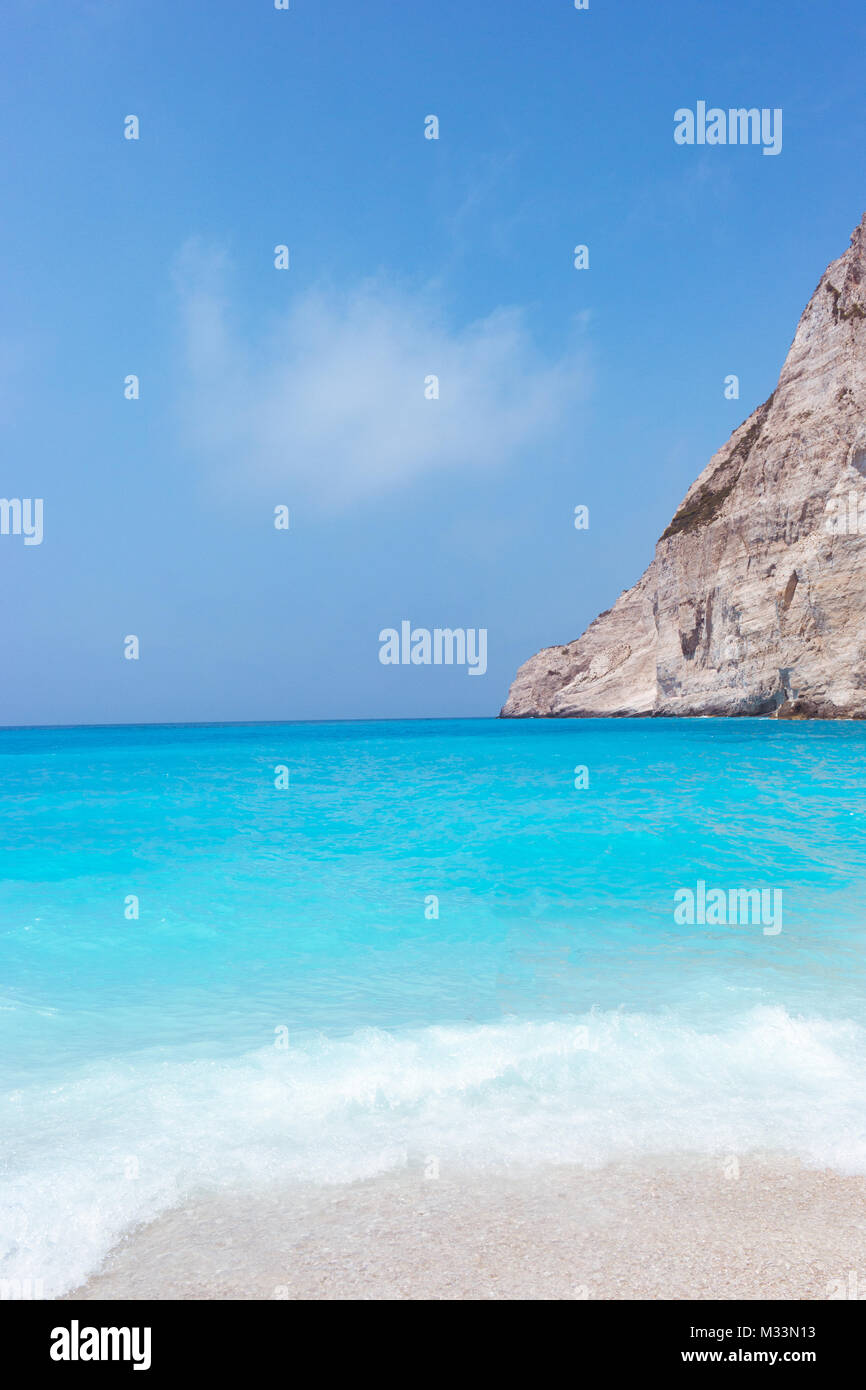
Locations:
1;0;865;725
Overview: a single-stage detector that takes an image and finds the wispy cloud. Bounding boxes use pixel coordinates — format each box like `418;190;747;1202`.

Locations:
173;241;591;509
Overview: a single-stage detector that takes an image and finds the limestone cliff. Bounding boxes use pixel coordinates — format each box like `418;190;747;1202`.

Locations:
501;213;866;719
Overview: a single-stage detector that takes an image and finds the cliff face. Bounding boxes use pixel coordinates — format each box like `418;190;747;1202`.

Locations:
501;213;866;720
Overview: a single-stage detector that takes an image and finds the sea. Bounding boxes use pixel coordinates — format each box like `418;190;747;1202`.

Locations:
2;717;866;1296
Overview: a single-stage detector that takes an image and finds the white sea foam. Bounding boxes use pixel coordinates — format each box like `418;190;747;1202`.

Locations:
2;1004;865;1297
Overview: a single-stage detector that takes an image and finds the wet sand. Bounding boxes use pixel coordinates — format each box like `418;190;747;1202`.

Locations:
68;1154;866;1300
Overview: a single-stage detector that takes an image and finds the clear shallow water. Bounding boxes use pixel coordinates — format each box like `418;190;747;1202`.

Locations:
2;717;866;1294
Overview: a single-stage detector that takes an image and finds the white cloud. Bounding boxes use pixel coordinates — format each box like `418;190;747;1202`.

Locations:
174;241;591;508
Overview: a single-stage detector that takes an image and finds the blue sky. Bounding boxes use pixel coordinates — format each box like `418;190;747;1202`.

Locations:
2;0;865;725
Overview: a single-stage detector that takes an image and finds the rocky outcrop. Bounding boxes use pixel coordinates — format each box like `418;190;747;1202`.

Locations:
501;213;866;719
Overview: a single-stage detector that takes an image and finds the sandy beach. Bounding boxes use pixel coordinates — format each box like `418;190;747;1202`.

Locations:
68;1154;866;1301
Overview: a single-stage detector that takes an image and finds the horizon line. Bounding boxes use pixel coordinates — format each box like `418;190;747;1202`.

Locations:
0;714;504;733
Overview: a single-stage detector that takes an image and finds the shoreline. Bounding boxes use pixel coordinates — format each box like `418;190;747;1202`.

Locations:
67;1153;866;1301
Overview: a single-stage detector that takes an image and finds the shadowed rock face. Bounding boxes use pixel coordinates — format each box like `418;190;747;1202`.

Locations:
501;213;866;720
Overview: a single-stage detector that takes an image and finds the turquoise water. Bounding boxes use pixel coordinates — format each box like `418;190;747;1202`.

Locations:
3;717;866;1293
